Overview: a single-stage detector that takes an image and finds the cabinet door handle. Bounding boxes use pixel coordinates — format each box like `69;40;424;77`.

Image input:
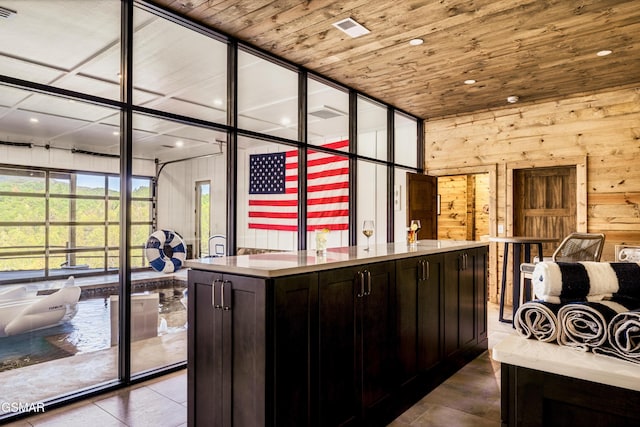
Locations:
221;280;232;310
364;269;372;296
424;260;429;281
212;279;222;309
460;253;468;271
356;271;365;298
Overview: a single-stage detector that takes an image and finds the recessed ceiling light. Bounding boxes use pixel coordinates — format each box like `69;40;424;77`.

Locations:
596;49;612;57
213;98;223;106
112;131;119;136
175;140;184;147
281;117;291;126
409;38;424;46
29;118;39;123
464;79;476;85
507;95;519;104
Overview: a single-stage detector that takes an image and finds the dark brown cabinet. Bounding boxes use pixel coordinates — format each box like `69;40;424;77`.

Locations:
187;245;488;427
443;247;487;360
395;254;444;386
318;261;396;426
187;269;266;427
501;364;640;427
273;273;318;426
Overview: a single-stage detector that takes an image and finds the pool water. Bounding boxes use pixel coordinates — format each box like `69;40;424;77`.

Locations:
0;286;187;372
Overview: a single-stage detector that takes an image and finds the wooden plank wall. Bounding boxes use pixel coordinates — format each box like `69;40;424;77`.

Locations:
437;174;490;241
437;175;469;240
425;86;640;304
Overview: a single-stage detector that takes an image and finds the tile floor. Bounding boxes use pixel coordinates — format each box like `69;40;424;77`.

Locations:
4;303;516;427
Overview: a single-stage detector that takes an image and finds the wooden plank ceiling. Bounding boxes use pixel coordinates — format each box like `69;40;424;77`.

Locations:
153;0;640;120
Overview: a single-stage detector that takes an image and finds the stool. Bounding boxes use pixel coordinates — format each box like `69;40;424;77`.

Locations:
489;236;557;324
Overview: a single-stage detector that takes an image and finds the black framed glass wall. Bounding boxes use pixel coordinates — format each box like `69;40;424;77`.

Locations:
0;0;422;419
0;0;124;413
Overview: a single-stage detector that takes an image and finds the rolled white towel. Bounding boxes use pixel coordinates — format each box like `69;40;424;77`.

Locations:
557;298;638;351
514;300;561;343
531;261;640;303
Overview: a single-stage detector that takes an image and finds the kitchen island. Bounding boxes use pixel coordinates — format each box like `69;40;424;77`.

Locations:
185;240;489;427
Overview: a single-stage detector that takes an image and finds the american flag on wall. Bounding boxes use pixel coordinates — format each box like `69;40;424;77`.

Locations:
248;140;349;232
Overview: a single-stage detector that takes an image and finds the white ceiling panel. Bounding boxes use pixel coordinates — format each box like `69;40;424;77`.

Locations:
18;93;118;123
0;1;120;70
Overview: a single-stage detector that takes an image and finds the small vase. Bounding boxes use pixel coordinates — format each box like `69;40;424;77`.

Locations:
315;229;329;255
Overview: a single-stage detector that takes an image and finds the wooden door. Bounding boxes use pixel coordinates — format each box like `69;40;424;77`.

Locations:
407;173;437;239
514;166;576;253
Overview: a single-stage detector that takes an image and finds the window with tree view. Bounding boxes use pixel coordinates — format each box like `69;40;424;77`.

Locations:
0;167;154;283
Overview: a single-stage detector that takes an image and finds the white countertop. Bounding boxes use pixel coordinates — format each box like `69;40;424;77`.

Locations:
492;335;640;392
185;240;487;278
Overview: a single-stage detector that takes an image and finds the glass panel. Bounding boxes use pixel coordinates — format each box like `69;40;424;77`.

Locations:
108;225;120;248
0;1;121;100
129;247;146;269
0;196;45;222
197;182;211;257
132;224;153;250
307;77;349;150
0;226;44;257
394;112;418;168
0;2;124;407
132;200;153;222
0;254;45;280
48;250;106;276
0;85;122;160
50;172;72;194
307;148;350;251
130;113;217;373
357;160;387;246
394;168;411;242
237;136;298;253
0;225;45;253
49;198;105;222
238;50;299;140
49;225;106;249
133;6;227;123
107;249;119;270
108;176;120;197
0;168;45;193
132;178;152;198
357;96;388;161
107;198;120;222
75;174;107;196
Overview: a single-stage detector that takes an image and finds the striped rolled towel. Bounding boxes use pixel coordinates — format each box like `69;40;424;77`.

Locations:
557;297;640;351
514;300;562;343
593;309;640;365
531;261;640;304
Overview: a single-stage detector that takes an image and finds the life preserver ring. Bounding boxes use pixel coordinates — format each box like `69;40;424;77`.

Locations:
145;229;187;273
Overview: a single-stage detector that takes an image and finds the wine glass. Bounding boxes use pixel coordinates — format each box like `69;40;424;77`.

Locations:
362;220;374;251
410;219;421;241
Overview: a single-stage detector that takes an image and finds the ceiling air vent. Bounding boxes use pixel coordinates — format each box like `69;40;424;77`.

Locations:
309;105;347;120
332;17;370;38
0;6;17;19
